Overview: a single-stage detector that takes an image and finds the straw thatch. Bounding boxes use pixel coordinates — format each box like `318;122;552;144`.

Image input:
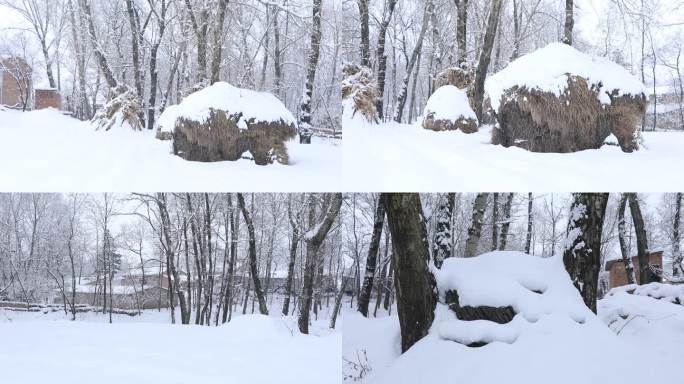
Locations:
492;75;646;153
172;109;296;165
423;114;478;133
341;63;379;123
91;84;143;131
433;65;474;91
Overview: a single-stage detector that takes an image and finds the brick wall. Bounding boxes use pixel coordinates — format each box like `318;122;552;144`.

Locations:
608;251;664;288
0;58;32;109
35;88;61;110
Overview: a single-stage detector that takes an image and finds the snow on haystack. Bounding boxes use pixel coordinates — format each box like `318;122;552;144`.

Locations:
156;82;297;165
91;85;143;131
485;42;647;153
422;85;478;133
341;63;379;124
370;251;663;384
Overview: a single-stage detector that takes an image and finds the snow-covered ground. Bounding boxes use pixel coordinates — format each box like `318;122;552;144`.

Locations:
343;253;684;383
0;108;341;191
343;121;684;191
0;308;341;384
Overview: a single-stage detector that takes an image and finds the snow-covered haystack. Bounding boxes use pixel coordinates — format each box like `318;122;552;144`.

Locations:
371;251;663;384
433;65;474;93
91;85;143;131
486;43;647;153
157;82;297;165
422;85;478;133
341;63;379;124
435;251;596;347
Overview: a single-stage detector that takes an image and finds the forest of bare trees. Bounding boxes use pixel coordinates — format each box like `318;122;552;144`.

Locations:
0;193;352;330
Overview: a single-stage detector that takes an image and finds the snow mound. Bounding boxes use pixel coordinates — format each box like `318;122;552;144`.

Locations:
485;42;646;111
366;252;669;384
605;282;684;305
435;251;595;346
423;85;476;123
157;81;296;132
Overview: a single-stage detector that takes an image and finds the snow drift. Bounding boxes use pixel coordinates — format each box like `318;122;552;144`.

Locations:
422;85;478;133
157;82;297;165
355;252;673;384
485;43;647;153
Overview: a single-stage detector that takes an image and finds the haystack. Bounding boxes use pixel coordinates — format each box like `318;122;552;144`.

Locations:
486;43;647;153
156;82;297;165
433;64;474;92
91;84;143;131
422;85;478;133
341;63;379;124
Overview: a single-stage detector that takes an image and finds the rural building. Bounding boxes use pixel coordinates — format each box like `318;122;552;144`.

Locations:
605;251;664;289
0;55;62;111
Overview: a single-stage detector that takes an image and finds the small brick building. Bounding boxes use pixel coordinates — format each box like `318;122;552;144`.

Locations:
605;251;663;289
34;88;62;110
0;57;33;109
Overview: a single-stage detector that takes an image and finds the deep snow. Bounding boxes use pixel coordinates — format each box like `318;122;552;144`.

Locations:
343;252;684;383
0;308;341;384
0;108;341;191
343;120;684;191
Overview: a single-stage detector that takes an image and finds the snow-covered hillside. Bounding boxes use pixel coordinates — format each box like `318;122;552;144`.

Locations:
0;309;340;384
0;108;341;191
343;121;684;191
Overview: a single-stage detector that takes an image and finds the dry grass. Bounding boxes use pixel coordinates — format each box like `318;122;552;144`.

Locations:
92;85;143;131
172;109;296;165
492;75;646;153
341;63;379;123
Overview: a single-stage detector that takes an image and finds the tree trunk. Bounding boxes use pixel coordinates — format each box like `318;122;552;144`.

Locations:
464;193;488;257
382;193;436;353
298;193;343;334
79;0;117;89
358;197;385;317
147;0;169;129
563;0;574;45
525;193;533;254
237;193;268;315
210;0;229;83
498;193;514;250
472;0;504;122
393;0;432;123
673;193;683;276
491;193;499;251
298;0;324;144
433;193;455;268
357;0;370;67
282;204;299;316
617;194;636;284
455;0;469;65
375;0;398;120
627;193;651;284
562;193;609;313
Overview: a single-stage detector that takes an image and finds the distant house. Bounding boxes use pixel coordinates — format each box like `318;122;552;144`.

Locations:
0;55;61;111
605;251;664;289
0;56;32;110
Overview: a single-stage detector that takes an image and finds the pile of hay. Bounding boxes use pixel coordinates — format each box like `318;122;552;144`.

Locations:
341;63;379;124
91;84;143;131
156;82;297;165
486;43;647;153
422;85;478;133
433;64;474;92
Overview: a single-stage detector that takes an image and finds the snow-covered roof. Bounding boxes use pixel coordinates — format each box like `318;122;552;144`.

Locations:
485;42;646;111
157;82;296;132
423;85;477;122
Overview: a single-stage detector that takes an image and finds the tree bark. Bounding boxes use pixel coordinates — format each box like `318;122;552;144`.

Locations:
210;0;229;83
357;0;370;67
298;193;343;334
472;0;504;122
237;193;268;315
433;193;455;268
382;193;436;353
562;193;609;313
464;193;488;257
455;0;469;65
627;193;651;284
563;0;574;45
282;198;299;316
79;0;117;89
375;0;398;120
525;193;533;254
297;0;324;144
674;193;683;276
358;197;385;317
617;194;636;284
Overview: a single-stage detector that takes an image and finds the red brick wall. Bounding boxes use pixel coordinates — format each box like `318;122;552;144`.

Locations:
608;251;664;288
35;89;61;110
0;58;32;109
